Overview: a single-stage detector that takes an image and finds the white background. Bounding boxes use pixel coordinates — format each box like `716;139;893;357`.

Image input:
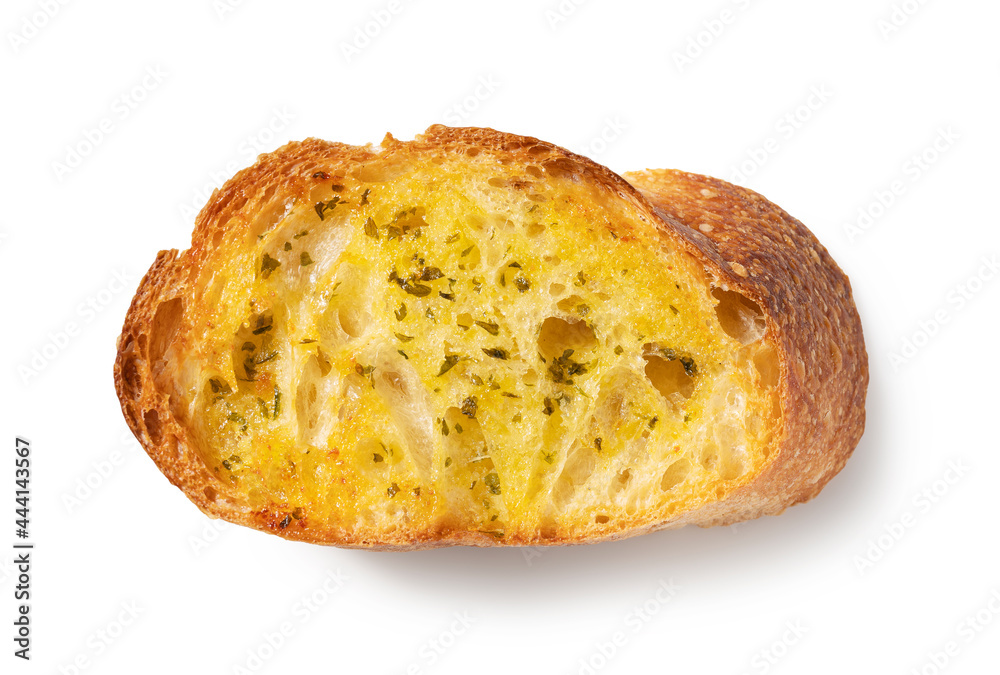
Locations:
2;0;999;673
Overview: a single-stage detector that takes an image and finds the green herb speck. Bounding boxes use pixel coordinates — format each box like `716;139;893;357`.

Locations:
260;253;281;279
461;396;478;418
484;472;501;495
438;355;461;376
475;320;499;336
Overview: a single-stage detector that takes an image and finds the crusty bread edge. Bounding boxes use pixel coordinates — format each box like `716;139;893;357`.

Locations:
113;125;868;550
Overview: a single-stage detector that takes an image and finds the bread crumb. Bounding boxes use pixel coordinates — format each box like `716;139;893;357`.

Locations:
700;188;718;198
699;223;714;233
730;261;748;277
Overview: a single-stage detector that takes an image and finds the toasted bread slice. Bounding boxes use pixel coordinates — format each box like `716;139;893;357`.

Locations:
114;125;867;549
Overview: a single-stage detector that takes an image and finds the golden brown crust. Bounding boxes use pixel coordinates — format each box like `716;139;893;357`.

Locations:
114;125;867;549
622;169;868;529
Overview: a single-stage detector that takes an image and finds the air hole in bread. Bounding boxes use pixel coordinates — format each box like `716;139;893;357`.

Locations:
713;288;765;344
552;441;596;508
591;368;641;437
339;305;370;339
144;409;163;445
660;458;692;491
203;486;218;502
753;345;780;388
296;353;337;444
610;468;632;500
315;263;371;343
371;354;433;477
150;297;184;366
699;443;719;471
538;317;597;359
556;294;587;314
643;354;695;401
526;222;545;237
595;514;609;524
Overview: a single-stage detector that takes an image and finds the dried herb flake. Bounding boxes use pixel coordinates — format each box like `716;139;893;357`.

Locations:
260;253;281;279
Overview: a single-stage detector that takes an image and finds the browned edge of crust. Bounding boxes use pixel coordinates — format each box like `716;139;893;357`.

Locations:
623;169;869;529
113;125;868;549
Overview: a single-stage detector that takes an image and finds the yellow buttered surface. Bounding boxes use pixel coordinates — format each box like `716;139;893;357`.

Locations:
177;160;779;541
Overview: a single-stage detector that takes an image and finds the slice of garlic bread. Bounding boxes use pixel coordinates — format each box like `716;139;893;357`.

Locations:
114;125;867;549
